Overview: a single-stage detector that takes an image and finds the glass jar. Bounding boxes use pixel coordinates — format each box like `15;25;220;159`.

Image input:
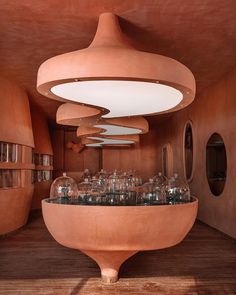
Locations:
140;177;166;205
164;173;191;204
91;176;105;195
78;178;93;202
50;173;79;203
106;171;119;193
140;178;155;205
153;172;167;186
83;168;91;181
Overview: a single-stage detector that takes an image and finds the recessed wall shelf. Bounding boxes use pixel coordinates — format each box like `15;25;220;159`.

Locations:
206;133;227;196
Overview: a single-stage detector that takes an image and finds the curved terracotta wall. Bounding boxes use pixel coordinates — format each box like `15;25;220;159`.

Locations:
151;67;236;238
0;76;34;235
52;129;101;180
31;106;53;209
31;106;53;155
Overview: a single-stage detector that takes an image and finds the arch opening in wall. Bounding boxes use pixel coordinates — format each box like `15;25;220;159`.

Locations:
183;121;194;182
162;143;173;178
206;133;227;196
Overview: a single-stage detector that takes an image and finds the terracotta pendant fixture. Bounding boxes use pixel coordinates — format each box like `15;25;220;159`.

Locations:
37;13;196;118
56;102;148;148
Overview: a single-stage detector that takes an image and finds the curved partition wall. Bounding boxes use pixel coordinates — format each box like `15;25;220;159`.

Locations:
0;77;34;235
31;107;53;209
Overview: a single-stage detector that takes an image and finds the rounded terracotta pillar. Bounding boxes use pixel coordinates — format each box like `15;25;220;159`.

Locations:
0;77;35;235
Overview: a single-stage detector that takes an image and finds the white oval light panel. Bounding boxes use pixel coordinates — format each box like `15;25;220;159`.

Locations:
86;137;134;147
94;124;142;135
51;80;183;118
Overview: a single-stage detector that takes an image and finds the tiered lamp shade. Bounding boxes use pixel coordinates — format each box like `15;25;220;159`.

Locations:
37;13;196;118
38;12;195;147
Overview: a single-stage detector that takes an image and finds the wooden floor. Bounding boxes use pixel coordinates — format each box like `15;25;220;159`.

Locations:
0;212;236;295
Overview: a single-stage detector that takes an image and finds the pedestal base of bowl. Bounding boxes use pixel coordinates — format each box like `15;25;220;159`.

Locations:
42;198;198;284
82;250;137;283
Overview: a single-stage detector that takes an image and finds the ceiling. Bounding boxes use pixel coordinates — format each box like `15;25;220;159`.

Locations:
0;0;236;123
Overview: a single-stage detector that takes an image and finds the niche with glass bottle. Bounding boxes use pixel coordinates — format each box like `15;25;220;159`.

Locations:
206;133;227;196
32;153;53;183
0;142;22;189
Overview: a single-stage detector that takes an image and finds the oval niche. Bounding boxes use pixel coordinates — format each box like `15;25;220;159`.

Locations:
206;133;227;196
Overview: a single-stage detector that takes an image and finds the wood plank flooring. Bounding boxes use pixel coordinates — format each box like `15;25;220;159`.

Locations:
0;211;236;295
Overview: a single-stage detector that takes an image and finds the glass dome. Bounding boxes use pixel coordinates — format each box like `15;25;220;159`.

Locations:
153;172;167;186
83;168;91;181
91;176;106;194
163;173;191;204
140;178;166;205
78;178;93;193
50;173;79;200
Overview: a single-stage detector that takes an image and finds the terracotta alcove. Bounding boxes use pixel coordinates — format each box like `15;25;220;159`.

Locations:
183;121;194;182
206;133;227;196
31;106;53;209
0;76;34;234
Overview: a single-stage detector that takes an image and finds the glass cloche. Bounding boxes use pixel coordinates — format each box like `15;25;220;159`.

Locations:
140;178;166;205
50;173;79;201
163;173;191;204
153;172;167;186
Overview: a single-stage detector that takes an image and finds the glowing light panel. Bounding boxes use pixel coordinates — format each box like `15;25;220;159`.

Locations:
86;137;134;147
94;124;142;135
51;80;183;118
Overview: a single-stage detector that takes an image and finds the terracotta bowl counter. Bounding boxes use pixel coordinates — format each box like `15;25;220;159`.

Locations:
42;198;198;283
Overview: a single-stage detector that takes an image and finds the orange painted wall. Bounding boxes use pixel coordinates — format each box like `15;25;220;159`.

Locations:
52;129;101;181
0;76;34;234
102;129;159;182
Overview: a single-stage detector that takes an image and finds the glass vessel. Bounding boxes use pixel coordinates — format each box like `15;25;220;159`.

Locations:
83;168;91;181
163;173;191;204
97;169;107;185
140;178;166;205
91;176;105;194
78;178;93;202
50;173;79;202
153;172;167;186
106;171;119;193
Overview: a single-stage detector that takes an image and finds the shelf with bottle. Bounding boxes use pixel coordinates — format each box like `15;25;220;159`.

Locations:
32;152;53;183
0;142;21;163
33;153;53;167
0;142;34;189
